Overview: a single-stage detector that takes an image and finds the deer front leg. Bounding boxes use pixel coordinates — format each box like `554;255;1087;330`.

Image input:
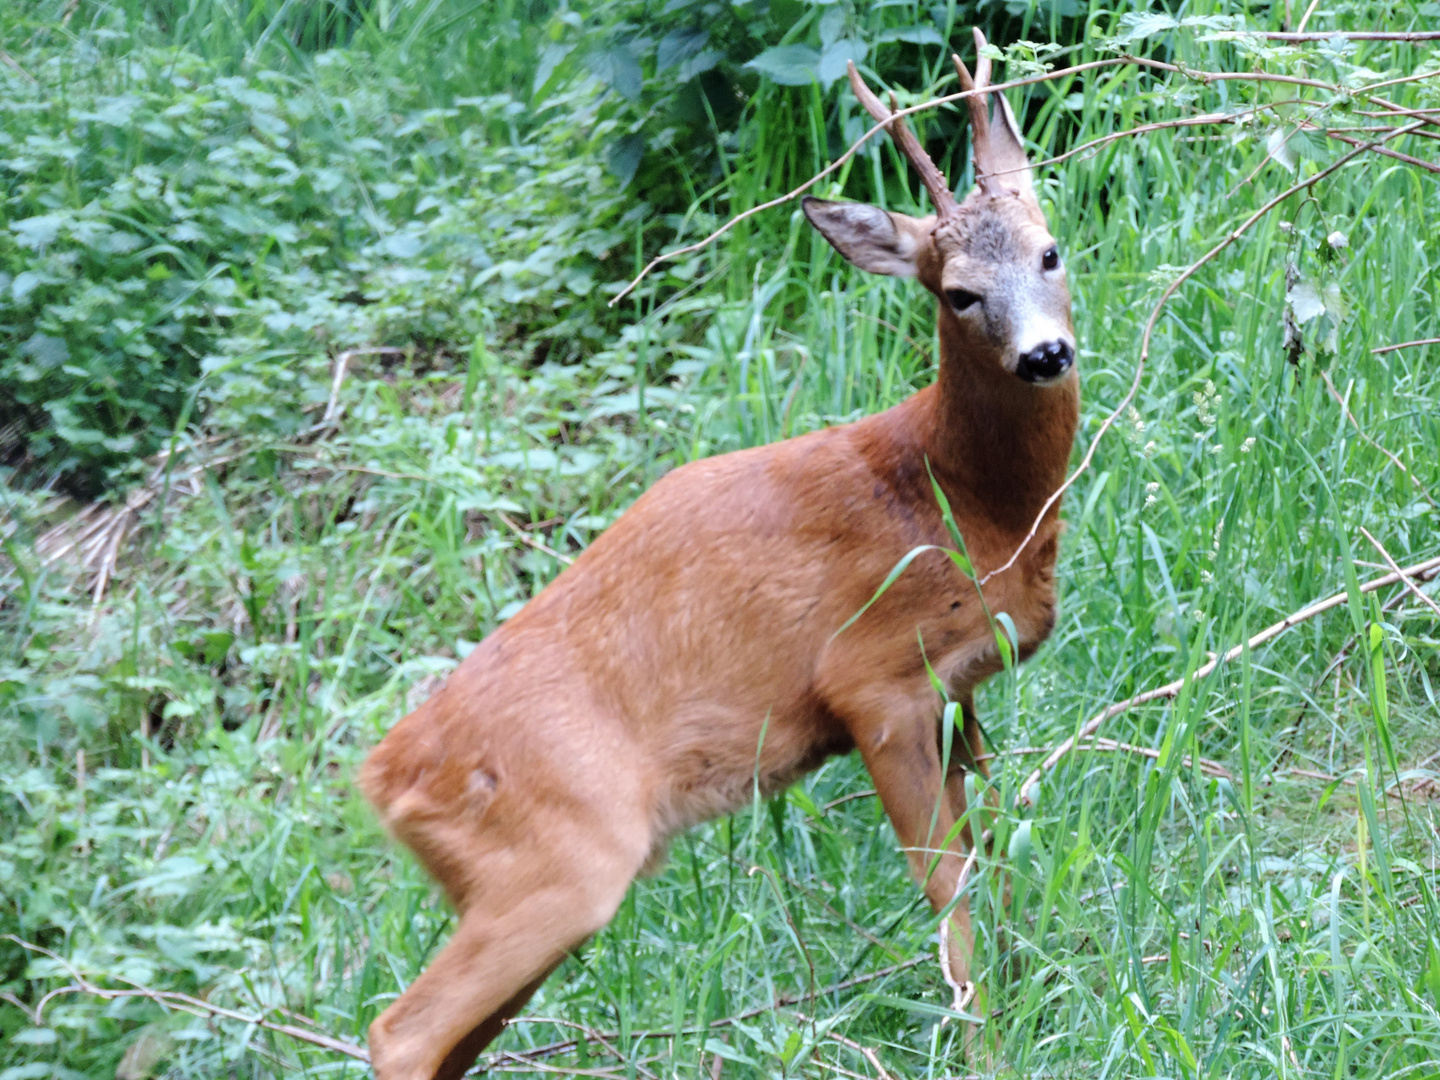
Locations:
851;710;978;992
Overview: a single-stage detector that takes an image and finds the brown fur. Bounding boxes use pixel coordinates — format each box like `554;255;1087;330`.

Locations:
360;53;1078;1080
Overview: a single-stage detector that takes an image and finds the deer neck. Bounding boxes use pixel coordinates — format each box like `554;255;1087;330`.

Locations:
922;315;1079;537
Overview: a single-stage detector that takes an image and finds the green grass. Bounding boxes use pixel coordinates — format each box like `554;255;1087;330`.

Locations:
3;1;1440;1078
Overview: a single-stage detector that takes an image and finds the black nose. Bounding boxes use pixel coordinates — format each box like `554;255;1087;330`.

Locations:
1015;340;1074;382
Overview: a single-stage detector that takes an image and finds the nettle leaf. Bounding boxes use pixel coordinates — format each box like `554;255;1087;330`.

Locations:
606;133;645;189
10;213;65;249
876;26;946;47
1267;126;1299;171
678;49;721;81
1287;280;1325;324
817;39;868;88
1322;281;1349;323
1117;12;1181;41
21;333;70;369
745;44;821;86
587;45;643;102
532;43;574;98
656;27;708;72
1118;12;1241;42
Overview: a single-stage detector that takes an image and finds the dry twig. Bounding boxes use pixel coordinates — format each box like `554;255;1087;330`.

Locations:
495;957;929;1069
1373;336;1440;355
1358;528;1440;619
1017;552;1440;808
794;1015;895;1080
1223;30;1440;42
317;347;406;429
497;512;575;565
611;55;1440;305
1321;370;1437;509
3;936;368;1061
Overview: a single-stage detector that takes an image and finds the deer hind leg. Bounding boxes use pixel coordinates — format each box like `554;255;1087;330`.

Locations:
367;808;650;1080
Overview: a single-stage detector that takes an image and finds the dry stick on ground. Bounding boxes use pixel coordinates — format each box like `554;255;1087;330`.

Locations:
1017;553;1440;809
497;511;575;565
1012;737;1231;778
936;844;982;1022
1285;765;1437;801
493;958;930;1069
498;1018;661;1080
0;48;36;81
1373;336;1440;355
1321;370;1437;509
981;119;1429;586
317;347;407;429
1359;528;1440;620
2;936;370;1062
792;1014;895;1080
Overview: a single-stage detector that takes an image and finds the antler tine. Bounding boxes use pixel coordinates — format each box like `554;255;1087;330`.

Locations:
952;30;997;196
846;60;957;220
971;27;992;89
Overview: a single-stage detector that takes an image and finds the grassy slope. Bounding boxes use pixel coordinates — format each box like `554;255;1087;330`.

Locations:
2;1;1439;1078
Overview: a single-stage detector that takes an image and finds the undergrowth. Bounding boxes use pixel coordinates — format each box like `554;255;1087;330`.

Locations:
2;1;1439;1078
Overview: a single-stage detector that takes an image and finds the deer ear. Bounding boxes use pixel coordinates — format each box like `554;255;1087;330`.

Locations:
984;93;1035;198
802;198;929;278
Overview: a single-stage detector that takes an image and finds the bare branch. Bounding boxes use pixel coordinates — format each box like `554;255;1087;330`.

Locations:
1359;528;1440;620
608;56;1144;306
1017;552;1440;808
494;959;929;1068
1373;336;1440;355
1311;123;1440;172
2;936;369;1061
1219;30;1440;42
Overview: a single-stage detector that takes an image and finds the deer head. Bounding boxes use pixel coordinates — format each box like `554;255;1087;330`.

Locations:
803;30;1075;385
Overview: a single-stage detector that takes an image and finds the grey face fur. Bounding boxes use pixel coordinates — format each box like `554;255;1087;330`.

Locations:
802;90;1075;385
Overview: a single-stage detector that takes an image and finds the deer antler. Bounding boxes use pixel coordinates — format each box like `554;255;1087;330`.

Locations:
846;60;958;220
953;28;999;196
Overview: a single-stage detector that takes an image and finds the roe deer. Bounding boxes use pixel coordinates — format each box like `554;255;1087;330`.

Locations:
361;29;1077;1080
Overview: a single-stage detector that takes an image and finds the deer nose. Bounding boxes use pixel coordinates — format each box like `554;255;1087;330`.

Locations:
1015;340;1074;383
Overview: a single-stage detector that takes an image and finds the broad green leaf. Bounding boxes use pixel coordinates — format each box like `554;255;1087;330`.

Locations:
745;44;821;86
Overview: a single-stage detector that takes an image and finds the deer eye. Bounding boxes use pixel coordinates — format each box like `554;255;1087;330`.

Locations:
1042;246;1060;271
946;288;981;312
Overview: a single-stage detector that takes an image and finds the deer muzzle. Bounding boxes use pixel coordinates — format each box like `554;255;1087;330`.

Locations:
1014;339;1075;383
